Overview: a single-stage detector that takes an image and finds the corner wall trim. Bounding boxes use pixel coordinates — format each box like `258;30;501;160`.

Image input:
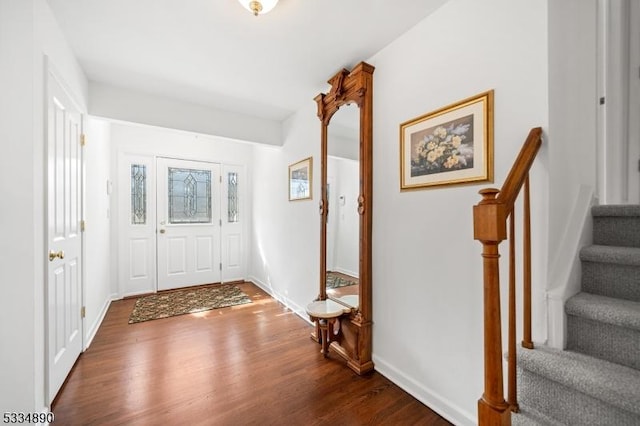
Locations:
83;295;115;350
372;354;476;426
247;276;313;326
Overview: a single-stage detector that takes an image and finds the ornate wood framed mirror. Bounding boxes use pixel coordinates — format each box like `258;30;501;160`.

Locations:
313;62;374;374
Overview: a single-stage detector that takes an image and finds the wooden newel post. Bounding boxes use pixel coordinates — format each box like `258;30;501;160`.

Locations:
474;188;511;426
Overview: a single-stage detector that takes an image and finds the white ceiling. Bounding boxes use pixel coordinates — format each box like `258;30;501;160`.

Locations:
48;0;448;121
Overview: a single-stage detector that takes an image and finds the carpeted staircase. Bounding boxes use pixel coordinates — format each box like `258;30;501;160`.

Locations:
514;205;640;425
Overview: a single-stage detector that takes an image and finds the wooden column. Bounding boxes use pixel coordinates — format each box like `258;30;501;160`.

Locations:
474;189;510;426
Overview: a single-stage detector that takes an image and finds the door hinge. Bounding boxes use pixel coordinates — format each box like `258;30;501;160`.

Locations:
219;175;222;183
219;219;222;226
81;220;86;232
81;306;86;318
80;133;86;146
638;159;640;172
599;97;605;105
219;263;222;271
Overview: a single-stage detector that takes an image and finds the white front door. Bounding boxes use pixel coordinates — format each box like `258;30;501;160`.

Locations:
156;158;221;290
46;69;84;403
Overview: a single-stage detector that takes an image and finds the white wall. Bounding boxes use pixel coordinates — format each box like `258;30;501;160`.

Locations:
250;104;321;317
0;0;88;413
545;0;599;347
91;82;283;147
84;118;114;346
109;122;254;297
251;0;549;423
0;1;39;414
548;0;598;262
368;1;549;423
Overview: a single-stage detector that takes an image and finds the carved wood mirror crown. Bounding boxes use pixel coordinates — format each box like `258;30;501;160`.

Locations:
314;62;374;375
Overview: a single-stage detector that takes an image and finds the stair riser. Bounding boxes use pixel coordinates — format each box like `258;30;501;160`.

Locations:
566;316;640;369
512;409;563;426
593;217;640;247
582;261;640;302
518;368;640;426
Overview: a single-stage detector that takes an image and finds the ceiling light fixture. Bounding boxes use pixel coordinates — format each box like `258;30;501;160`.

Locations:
237;0;279;16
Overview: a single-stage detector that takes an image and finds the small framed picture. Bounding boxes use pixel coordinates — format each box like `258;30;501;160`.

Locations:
400;90;494;190
289;157;313;201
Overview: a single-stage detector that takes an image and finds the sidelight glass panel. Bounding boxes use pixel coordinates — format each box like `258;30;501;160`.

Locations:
228;172;239;223
168;167;212;224
131;164;146;225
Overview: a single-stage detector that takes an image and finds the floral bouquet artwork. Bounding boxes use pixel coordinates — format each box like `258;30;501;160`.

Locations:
411;115;474;177
400;90;493;190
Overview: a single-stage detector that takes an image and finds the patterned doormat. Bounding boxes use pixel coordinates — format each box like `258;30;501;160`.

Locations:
326;272;358;289
128;284;252;324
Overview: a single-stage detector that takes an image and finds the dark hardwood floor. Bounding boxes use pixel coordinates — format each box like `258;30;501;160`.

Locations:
52;283;451;425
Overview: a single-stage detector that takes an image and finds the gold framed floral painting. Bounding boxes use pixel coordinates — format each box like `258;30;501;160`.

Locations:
400;90;494;190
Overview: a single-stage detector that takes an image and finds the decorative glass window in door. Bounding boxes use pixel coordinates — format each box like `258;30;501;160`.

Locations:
168;167;212;224
131;164;146;225
228;172;239;223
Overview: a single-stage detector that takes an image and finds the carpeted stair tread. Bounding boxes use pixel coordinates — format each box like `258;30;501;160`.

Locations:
565;292;640;330
592;204;640;217
517;346;640;416
580;245;640;266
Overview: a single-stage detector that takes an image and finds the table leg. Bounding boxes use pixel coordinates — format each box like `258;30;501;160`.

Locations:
319;319;329;357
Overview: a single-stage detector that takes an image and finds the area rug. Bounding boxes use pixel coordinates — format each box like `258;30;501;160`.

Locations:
128;284;252;324
326;272;358;289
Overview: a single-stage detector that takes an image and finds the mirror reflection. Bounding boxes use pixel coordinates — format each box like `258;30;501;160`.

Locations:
325;103;359;308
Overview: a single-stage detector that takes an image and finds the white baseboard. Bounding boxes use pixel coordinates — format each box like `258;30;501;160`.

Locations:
84;295;114;350
332;267;359;279
373;354;476;426
247;275;312;325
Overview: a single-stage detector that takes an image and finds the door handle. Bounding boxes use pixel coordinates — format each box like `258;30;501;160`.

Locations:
159;229;166;234
49;250;65;262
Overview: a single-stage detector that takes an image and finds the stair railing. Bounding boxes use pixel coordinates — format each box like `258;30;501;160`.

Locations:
473;127;543;425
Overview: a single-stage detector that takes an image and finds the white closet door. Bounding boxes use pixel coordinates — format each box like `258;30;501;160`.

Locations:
46;69;83;403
